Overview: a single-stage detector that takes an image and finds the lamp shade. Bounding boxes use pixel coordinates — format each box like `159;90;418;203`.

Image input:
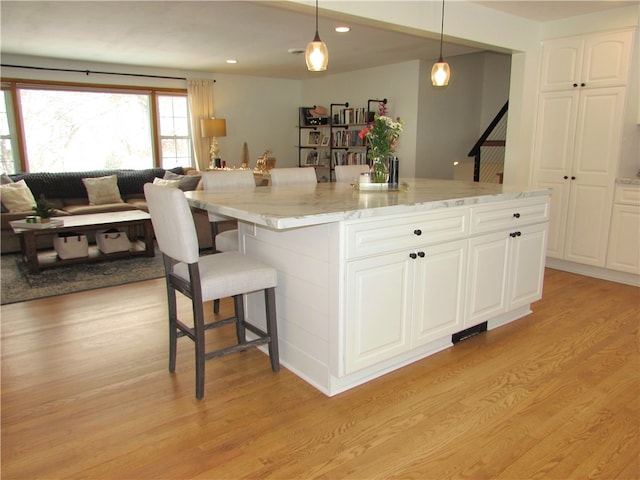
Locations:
201;118;227;138
305;34;329;72
431;61;451;87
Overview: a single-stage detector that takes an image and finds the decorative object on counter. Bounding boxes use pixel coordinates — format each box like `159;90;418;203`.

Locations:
432;0;451;86
255;149;272;173
305;0;328;72
201;117;227;169
388;156;399;186
241;142;250;169
359;115;404;183
32;194;56;222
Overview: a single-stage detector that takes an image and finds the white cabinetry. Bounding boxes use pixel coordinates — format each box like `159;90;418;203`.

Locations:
465;199;549;327
343;196;549;375
533;30;633;267
344;208;467;374
540;30;632;91
606;184;640;275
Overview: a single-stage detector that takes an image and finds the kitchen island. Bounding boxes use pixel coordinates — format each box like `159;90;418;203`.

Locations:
186;178;551;396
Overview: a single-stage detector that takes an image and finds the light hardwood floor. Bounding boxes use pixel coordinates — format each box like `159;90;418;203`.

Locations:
1;268;638;479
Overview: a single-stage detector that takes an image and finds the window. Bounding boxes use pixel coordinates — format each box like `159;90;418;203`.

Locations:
20;87;154;172
0;86;19;174
157;94;192;169
5;82;193;173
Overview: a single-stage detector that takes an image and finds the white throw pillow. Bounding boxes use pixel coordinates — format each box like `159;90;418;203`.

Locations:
152;177;181;188
163;171;201;191
0;179;37;212
82;175;124;205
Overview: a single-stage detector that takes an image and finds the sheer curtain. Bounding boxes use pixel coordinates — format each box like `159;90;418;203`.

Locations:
187;79;215;172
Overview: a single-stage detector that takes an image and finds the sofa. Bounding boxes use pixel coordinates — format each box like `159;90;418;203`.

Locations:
0;167;225;255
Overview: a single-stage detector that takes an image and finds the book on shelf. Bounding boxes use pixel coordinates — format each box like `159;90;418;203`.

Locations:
332;151;367;167
331;128;365;148
333;107;369;125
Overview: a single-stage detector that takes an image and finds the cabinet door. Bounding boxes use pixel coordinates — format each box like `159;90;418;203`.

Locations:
606;204;640;274
563;87;624;266
532;91;578;259
508;224;548;310
540;36;584;91
344;252;412;374
582;31;633;88
532;91;578;184
465;231;510;327
540;31;632;91
412;240;466;347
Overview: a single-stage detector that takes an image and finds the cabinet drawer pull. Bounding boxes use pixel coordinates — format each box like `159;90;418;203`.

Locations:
513;213;520;218
413;229;422;236
417;251;425;258
409;252;417;259
509;231;522;238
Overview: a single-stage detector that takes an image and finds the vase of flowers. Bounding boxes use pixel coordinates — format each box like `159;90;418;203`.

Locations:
359;114;404;183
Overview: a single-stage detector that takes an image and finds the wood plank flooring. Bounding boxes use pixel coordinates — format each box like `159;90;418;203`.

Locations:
1;268;638;479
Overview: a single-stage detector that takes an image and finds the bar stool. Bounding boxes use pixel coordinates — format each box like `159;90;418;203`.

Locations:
334;164;370;183
269;167;317;186
144;183;279;399
201;170;255;254
202;170;255;313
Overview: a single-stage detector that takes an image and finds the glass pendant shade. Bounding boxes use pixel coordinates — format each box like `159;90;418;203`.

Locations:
306;32;328;71
431;59;450;86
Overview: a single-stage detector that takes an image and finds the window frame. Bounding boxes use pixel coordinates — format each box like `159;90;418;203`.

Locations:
3;78;192;173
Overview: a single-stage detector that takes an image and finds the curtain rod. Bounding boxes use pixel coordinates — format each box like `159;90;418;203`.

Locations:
0;64;214;82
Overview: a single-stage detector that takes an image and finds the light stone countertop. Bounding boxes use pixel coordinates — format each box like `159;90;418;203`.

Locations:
185;178;551;230
616;177;640;185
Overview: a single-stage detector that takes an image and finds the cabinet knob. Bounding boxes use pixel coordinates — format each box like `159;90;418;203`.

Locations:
573;83;578;88
581;83;586;87
413;229;422;236
563;175;569;180
571;176;576;180
418;251;426;258
409;253;417;259
510;231;522;238
513;213;521;218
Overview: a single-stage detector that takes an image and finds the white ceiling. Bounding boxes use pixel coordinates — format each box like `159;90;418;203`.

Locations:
0;1;635;80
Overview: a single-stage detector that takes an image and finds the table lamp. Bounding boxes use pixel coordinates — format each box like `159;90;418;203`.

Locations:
201;118;227;168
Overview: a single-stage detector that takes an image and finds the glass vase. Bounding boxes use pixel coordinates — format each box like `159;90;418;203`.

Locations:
371;157;389;183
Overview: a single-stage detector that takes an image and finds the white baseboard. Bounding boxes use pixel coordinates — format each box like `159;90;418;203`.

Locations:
545;258;640;287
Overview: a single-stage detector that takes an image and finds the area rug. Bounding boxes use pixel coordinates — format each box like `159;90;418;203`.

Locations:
1;253;165;305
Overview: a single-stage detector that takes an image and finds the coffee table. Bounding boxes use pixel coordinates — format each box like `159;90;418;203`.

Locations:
10;210;154;274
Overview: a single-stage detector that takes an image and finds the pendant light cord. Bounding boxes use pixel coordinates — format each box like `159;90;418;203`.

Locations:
315;0;319;36
439;0;445;61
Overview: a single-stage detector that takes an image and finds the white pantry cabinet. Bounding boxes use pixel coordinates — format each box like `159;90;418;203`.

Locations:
606;183;640;275
539;30;632;91
533;29;633;267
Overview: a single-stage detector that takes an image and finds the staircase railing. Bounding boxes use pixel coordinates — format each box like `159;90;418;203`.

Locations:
468;101;508;183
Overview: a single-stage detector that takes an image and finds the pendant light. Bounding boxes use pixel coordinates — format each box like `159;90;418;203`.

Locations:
431;0;451;86
305;0;328;72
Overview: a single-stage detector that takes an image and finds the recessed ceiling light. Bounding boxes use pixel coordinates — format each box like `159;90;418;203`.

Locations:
335;26;350;33
226;59;238;64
